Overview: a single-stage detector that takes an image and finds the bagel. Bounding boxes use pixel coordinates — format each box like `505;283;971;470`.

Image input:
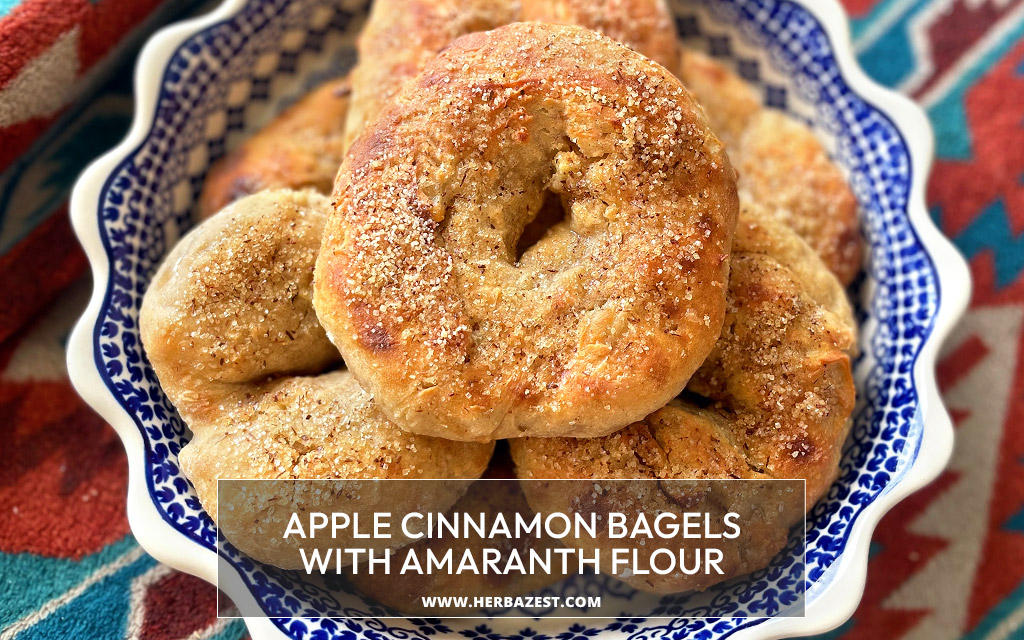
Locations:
140;189;493;568
509;210;856;593
340;0;518;153
520;0;679;73
679;49;862;284
198;75;351;218
341;0;681;151
315;23;739;442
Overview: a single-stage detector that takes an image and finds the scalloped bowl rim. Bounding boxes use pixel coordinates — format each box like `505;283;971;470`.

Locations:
66;0;971;638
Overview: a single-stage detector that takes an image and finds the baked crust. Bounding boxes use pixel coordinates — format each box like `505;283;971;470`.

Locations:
142;189;337;421
197;75;352;218
520;0;680;73
510;211;856;593
341;0;681;152
736;112;863;285
679;49;863;284
315;23;738;441
341;0;518;153
677;49;761;149
140;189;493;567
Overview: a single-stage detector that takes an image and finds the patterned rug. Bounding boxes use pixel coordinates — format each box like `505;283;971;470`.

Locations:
1;1;1022;638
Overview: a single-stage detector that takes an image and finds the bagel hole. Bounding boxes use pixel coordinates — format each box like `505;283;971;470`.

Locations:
678;389;715;409
515;190;566;263
482;441;515;478
322;359;346;374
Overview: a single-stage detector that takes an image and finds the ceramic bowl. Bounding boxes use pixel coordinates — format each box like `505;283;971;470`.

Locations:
67;0;971;638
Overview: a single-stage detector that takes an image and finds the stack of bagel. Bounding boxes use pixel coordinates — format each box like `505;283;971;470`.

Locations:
140;0;860;612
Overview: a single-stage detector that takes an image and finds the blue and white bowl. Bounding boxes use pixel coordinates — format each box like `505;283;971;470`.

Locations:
67;0;970;638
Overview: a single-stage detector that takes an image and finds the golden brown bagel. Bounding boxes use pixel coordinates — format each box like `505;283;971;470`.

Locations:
676;49;761;149
735;201;856;336
678;49;862;284
198;75;351;218
315;23;738;442
140;189;493;568
519;0;679;73
341;0;681;151
510;211;855;593
340;0;518;153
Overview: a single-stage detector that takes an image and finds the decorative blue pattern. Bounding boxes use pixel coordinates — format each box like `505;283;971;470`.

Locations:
87;0;940;637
